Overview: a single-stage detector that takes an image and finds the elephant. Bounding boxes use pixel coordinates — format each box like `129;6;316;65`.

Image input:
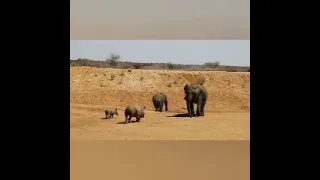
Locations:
124;105;146;124
183;83;208;118
152;93;168;112
105;108;119;119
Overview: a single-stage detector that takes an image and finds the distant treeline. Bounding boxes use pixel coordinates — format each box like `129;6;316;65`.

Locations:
70;58;250;72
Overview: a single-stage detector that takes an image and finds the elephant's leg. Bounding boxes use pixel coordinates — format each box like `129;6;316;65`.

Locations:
128;116;132;123
186;101;192;118
165;101;168;111
136;116;140;122
153;102;158;111
196;97;203;116
125;115;128;124
190;104;195;117
201;101;206;116
159;103;163;112
196;103;201;116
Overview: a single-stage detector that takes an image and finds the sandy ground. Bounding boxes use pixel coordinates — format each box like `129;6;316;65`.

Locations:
70;67;250;140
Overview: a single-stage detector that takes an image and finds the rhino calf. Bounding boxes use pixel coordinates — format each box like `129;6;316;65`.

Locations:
105;108;119;119
124;105;146;124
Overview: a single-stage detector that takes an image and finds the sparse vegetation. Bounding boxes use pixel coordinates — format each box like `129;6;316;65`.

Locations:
119;71;125;84
140;76;144;81
197;77;206;85
110;74;116;80
71;53;250;72
106;53;121;68
204;61;220;68
119;71;125;76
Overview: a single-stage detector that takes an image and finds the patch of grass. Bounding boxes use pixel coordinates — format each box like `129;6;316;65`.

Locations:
119;71;125;76
110;74;116;81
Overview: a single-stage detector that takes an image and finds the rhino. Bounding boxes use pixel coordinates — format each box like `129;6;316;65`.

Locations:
105;108;119;119
124;105;146;124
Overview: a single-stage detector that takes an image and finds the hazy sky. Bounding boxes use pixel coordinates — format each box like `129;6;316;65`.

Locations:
70;40;250;66
71;0;250;39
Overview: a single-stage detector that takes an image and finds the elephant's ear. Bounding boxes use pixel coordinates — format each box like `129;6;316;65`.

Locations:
184;84;191;93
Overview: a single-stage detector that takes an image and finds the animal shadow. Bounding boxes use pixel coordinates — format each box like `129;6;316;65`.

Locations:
117;121;140;124
101;117;115;120
166;113;191;118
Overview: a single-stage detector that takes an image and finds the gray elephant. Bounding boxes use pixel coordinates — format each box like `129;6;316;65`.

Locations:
183;83;208;118
152;93;168;112
124;105;146;124
105;108;119;119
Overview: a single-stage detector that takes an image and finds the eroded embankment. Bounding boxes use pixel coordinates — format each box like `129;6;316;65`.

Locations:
70;67;250;113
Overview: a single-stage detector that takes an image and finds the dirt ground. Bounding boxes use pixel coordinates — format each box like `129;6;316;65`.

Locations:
70;67;250;140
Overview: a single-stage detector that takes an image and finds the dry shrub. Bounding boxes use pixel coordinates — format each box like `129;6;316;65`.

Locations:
185;65;203;71
110;74;116;80
70;58;249;72
132;63;144;69
197;77;206;85
204;61;220;68
117;63;131;69
106;53;120;67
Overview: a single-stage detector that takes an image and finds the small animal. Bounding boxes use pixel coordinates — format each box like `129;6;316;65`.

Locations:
124;105;146;124
105;108;119;119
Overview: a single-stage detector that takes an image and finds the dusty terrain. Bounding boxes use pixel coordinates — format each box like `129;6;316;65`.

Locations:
70;67;250;140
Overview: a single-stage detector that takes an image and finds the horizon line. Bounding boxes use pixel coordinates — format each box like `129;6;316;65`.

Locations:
70;58;250;67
